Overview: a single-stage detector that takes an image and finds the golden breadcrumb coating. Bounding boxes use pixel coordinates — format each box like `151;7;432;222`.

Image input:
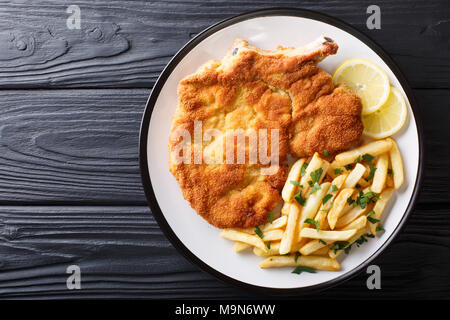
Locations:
169;37;362;228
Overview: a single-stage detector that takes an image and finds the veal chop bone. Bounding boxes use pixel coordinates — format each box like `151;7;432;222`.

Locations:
169;36;363;228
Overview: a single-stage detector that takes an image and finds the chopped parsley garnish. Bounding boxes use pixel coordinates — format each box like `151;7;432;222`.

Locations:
323;150;329;157
310;182;321;195
344;233;375;254
292;266;316;275
294;252;301;263
347;197;355;206
254;226;264;239
294;191;306;206
356;190;379;209
366;210;375;217
305;218;320;232
281;253;291;256
367;216;380;224
355;183;361;189
345;164;353;170
355;234;369;246
366;165;377;181
290;180;302;187
388;168;393;176
330;185;338;192
331;241;349;253
334;168;344;175
376;225;385;232
308;180;313;187
319;239;327;245
300;162;308;176
322;194;333;204
362;153;375;163
266;241;271;250
320;200;334;211
366;191;379;201
268;211;274;224
354;155;362;163
310;168;323;183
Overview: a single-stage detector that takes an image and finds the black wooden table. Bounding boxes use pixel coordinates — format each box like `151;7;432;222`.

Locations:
0;0;448;299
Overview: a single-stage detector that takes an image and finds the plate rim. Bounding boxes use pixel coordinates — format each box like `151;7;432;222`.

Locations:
139;7;424;295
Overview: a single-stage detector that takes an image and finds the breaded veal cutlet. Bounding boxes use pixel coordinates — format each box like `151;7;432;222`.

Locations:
169;36;363;228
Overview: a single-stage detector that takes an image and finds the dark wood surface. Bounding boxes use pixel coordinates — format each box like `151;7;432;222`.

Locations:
0;0;449;299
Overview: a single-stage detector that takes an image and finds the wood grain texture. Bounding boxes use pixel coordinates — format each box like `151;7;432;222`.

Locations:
0;204;448;299
0;0;448;88
0;89;147;204
0;0;448;300
0;88;446;204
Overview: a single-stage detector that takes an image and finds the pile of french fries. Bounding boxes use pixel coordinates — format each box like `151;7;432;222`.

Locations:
220;137;404;272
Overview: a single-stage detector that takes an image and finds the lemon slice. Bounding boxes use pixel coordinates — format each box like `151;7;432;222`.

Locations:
362;87;407;139
333;59;390;115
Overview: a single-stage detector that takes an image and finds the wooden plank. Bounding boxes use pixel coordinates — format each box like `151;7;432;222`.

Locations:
0;204;448;299
0;0;448;89
0;88;446;204
0;89;147;204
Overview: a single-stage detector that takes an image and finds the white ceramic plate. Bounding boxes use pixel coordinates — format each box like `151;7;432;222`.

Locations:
139;9;424;293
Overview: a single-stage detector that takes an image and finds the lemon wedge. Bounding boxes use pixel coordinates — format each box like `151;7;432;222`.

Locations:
333;59;390;115
361;87;407;139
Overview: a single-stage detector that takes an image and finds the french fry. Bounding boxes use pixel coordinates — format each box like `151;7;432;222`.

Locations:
282;158;306;201
235;215;287;234
299;153;322;195
362;164;370;179
279;201;301;254
298;182;331;232
300;239;331;255
335;204;370;228
259;255;340;271
262;229;284;241
312;246;330;256
386;174;394;188
220;229;267;252
368;188;394;235
339;215;367;231
315;174;348;229
222;137;403;273
315;211;330;231
328;160;346;179
327;171;346;190
253;242;281;257
299;228;357;241
233;242;251;252
343;163;366;188
357;178;370;188
320;160;330;182
327;188;354;229
387;138;404;189
340;202;355;216
328;228;367;259
281;202;290;216
335;139;393;166
371;153;389;193
264;215;287;231
254;240;305;257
